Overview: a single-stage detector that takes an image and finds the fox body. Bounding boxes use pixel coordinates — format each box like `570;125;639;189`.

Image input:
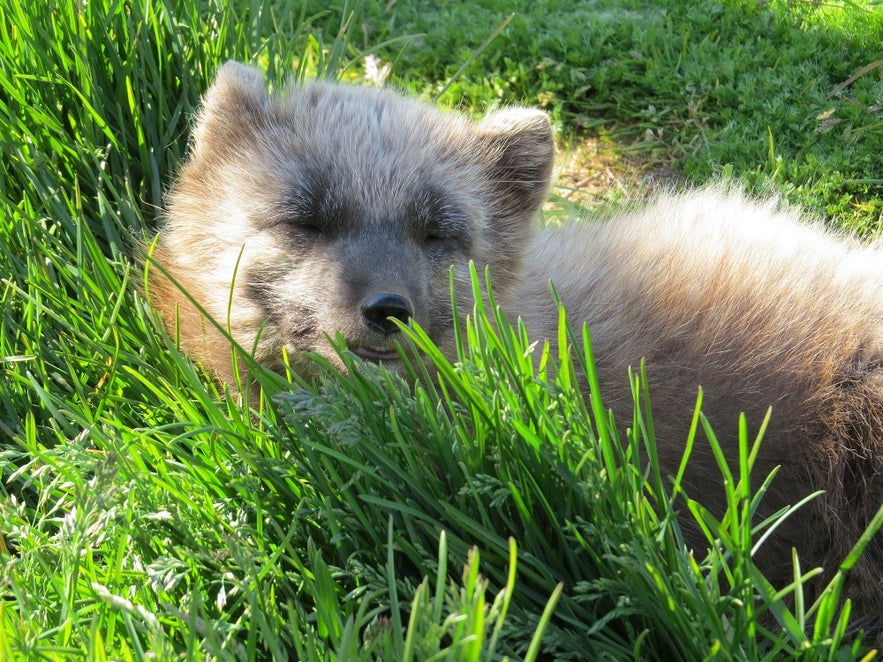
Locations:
150;62;883;636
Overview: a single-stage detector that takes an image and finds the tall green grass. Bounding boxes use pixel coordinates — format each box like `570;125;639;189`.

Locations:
2;0;881;659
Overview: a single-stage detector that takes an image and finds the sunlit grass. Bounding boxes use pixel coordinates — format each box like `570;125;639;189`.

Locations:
1;0;880;659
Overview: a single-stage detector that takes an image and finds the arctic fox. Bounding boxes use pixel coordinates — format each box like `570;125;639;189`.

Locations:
149;61;883;638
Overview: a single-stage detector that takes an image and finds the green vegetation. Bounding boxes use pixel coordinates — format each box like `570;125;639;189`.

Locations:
1;0;881;659
346;0;883;228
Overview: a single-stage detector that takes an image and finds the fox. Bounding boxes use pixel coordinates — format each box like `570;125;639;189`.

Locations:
148;61;883;640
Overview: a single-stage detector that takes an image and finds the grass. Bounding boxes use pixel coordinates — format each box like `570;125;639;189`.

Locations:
1;0;882;659
342;0;883;228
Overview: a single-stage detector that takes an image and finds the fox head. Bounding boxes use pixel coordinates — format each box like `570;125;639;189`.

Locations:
149;61;554;386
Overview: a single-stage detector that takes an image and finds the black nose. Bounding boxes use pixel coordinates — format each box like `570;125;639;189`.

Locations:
361;293;413;336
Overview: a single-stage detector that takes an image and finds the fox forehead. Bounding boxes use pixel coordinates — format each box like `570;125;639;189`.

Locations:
202;84;480;226
241;81;471;174
279;80;469;146
217;115;482;238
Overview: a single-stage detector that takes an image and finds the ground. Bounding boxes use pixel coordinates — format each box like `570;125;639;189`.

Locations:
547;133;681;213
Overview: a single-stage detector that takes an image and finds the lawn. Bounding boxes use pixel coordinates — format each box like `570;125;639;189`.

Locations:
1;0;882;659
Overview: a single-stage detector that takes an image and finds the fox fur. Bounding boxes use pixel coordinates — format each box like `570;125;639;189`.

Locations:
148;61;883;639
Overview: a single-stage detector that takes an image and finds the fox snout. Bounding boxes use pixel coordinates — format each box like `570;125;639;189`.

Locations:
343;289;420;363
360;292;413;337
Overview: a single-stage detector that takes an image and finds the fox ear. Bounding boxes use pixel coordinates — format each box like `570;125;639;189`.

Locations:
476;108;555;224
204;61;269;111
190;61;269;157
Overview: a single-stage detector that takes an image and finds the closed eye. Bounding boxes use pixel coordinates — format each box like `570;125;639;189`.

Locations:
425;232;452;243
295;221;323;237
422;231;464;255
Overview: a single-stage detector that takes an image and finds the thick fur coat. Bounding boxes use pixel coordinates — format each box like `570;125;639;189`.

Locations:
149;62;883;640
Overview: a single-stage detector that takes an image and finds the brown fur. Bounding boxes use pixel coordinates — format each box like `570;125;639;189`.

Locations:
149;62;883;639
515;192;883;637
